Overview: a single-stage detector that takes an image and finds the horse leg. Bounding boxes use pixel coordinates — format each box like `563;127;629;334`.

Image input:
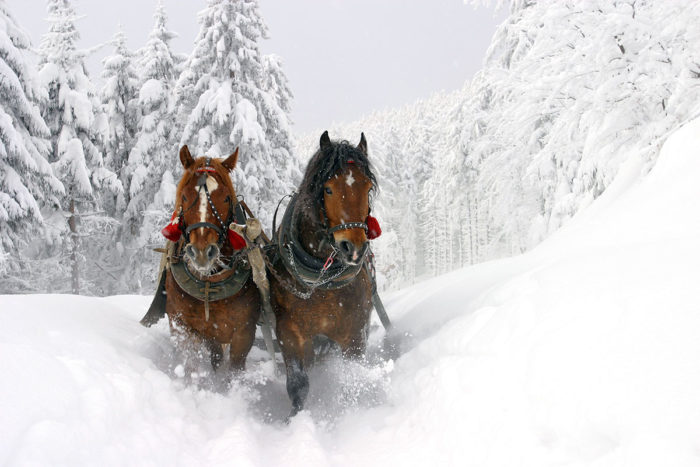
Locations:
311;334;341;364
170;324;205;382
285;357;309;418
278;323;310;418
342;333;368;360
228;322;256;372
207;339;224;371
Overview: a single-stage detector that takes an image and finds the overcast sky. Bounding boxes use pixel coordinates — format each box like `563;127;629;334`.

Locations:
7;0;506;133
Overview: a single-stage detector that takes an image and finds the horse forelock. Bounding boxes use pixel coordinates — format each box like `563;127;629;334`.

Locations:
175;156;236;213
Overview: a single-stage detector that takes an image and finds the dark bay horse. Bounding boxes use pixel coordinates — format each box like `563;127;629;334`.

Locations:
163;145;260;374
268;131;380;416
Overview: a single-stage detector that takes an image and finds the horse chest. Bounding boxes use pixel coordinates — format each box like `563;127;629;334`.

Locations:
165;274;260;343
273;269;372;342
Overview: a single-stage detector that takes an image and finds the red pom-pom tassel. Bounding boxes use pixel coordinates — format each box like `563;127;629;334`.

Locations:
366;215;381;240
161;211;182;242
228;228;247;250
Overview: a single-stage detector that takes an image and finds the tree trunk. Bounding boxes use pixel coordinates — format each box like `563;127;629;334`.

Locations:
69;197;79;294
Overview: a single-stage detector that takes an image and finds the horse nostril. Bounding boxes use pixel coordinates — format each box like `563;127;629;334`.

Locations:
185;245;196;259
339;240;353;254
206;244;219;260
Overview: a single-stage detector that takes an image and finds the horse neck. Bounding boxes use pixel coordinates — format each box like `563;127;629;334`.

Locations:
293;201;334;260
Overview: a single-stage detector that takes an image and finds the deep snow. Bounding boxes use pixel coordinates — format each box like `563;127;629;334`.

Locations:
2;118;700;466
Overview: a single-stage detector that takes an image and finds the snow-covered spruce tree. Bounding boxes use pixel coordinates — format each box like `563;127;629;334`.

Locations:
300;0;700;291
100;27;138;218
38;0;121;294
174;0;298;228
458;0;700;261
0;0;63;286
121;1;179;292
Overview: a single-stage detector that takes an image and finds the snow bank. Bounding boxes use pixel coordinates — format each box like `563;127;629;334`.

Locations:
2;119;700;466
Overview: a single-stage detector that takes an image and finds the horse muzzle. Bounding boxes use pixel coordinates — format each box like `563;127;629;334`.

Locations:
184;243;220;275
336;239;368;266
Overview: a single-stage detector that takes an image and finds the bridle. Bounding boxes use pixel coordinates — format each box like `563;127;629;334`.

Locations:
319;161;371;243
320;205;369;238
179;158;236;247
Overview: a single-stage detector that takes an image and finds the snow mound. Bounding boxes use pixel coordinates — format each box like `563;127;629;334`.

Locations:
2;119;700;465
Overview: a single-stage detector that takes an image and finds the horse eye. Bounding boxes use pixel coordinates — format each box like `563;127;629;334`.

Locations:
324;187;332;195
182;195;187;202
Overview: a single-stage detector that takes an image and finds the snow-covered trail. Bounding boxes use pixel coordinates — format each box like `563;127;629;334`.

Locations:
3;118;700;466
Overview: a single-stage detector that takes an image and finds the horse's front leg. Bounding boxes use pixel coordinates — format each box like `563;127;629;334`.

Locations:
169;322;205;382
278;321;310;418
285;356;309;418
228;318;257;372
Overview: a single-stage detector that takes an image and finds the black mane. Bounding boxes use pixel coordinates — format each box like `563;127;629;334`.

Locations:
296;139;377;223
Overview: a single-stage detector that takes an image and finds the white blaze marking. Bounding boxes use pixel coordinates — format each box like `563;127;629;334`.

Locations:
198;176;219;234
346;171;355;187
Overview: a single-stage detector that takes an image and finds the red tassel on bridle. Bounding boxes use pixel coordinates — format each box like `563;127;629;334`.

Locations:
227;228;247;250
366;215;381;240
161;210;182;242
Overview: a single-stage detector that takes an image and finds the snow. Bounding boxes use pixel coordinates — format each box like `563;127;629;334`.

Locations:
138;78;166;106
2;118;700;465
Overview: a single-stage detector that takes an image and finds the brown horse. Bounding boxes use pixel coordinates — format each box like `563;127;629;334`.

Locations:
164;145;260;374
268;131;379;416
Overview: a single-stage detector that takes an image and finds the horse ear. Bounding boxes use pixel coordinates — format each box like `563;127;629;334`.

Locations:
222;147;239;171
179;145;194;169
320;131;332;151
357;132;368;155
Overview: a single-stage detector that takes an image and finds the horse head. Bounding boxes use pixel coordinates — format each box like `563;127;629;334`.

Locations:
172;145;241;275
305;131;380;266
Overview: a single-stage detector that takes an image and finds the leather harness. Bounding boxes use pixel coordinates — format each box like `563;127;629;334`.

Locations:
269;194;369;294
170;158;251;304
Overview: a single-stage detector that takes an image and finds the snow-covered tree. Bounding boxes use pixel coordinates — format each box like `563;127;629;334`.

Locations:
295;0;700;293
174;0;298;228
100;27;138;217
38;0;121;294
458;0;700;260
121;1;179;292
0;0;62;280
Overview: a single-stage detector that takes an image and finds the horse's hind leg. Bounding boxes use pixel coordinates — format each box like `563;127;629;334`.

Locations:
207;339;224;371
342;333;368;360
312;334;341;363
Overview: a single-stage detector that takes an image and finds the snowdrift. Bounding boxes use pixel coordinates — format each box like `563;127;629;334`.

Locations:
2;118;700;466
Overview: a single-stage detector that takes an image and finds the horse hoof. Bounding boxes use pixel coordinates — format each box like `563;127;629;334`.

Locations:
285;408;298;424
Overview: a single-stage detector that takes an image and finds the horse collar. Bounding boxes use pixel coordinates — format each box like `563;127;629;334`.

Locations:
275;195;366;291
